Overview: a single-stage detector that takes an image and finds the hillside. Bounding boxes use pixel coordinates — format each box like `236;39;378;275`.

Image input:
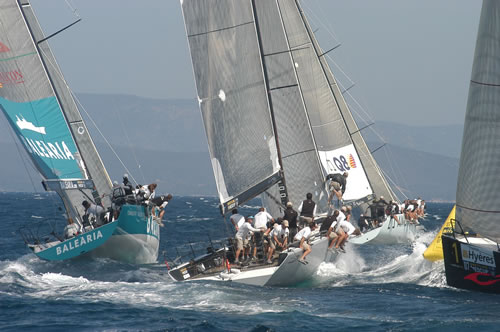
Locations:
0;94;459;200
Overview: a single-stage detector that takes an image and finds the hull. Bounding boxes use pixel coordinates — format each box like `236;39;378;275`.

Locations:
31;204;160;264
442;234;500;293
348;214;418;245
169;235;330;287
91;204;160;264
31;221;118;261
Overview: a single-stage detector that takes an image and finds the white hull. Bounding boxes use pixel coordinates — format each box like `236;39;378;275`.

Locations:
348;214;419;245
89;231;159;264
185;235;330;287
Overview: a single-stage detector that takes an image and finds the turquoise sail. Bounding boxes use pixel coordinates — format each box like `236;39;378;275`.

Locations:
0;96;83;179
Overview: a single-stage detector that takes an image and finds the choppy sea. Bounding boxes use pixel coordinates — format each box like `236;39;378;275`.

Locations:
0;192;499;331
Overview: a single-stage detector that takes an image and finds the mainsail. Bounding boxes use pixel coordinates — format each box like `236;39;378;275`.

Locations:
0;0;112;219
181;0;281;213
253;0;329;216
455;0;500;243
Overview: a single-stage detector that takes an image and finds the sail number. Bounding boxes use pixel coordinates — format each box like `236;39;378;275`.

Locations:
451;242;460;264
333;155;351;172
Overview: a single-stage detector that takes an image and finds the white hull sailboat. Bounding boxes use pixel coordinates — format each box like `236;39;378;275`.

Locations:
348;214;419;245
168;0;413;286
169;234;330;287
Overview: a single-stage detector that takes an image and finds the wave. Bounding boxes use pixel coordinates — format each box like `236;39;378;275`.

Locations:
313;225;448;289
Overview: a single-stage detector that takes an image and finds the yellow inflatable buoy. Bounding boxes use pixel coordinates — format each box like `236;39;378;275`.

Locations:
423;205;455;262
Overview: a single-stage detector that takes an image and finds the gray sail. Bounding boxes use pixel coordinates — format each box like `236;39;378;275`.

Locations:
275;0;374;204
295;1;397;204
181;0;281;213
254;0;329;216
455;0;500;243
20;0;112;209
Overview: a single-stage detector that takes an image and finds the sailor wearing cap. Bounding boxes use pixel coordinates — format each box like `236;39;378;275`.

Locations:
234;216;263;264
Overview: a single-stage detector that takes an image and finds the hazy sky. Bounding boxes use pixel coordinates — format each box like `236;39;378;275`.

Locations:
31;0;481;126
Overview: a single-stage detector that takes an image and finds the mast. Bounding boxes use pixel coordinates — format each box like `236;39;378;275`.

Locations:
250;0;289;208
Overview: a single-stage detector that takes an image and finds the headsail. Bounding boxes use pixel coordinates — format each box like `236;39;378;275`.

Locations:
181;0;281;213
455;0;500;243
293;0;396;203
274;0;373;204
0;0;112;220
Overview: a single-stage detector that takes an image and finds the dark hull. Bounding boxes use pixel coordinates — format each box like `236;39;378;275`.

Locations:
442;234;500;293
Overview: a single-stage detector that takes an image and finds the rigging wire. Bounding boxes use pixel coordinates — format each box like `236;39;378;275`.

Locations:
63;0;80;19
302;2;411;193
36;45;141;186
111;97;147;185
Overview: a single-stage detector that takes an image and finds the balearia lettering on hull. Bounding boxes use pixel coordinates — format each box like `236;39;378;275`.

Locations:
56;230;103;255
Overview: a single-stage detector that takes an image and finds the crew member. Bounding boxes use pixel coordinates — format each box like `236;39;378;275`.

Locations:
294;221;317;264
234;216;264;264
283;202;298;242
326;172;348;205
151;194;173;226
298;193;316;230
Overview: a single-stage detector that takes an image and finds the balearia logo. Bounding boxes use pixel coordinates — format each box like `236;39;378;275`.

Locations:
464;272;500;286
0;69;24;85
16;115;46;134
15;114;75;161
461;244;496;268
56;229;103;255
0;41;10;53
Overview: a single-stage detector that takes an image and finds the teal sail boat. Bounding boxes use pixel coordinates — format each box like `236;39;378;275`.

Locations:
0;0;159;263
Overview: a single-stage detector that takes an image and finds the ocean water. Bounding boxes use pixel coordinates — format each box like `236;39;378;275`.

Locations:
0;192;499;331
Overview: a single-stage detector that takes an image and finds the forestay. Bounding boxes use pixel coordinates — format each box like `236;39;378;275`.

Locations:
456;0;500;243
181;0;281;213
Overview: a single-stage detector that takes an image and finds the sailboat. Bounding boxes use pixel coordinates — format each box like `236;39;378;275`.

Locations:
0;0;160;264
442;0;500;293
167;0;415;286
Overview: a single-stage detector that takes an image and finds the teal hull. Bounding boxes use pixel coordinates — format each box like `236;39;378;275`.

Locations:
33;221;118;261
32;204;160;263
